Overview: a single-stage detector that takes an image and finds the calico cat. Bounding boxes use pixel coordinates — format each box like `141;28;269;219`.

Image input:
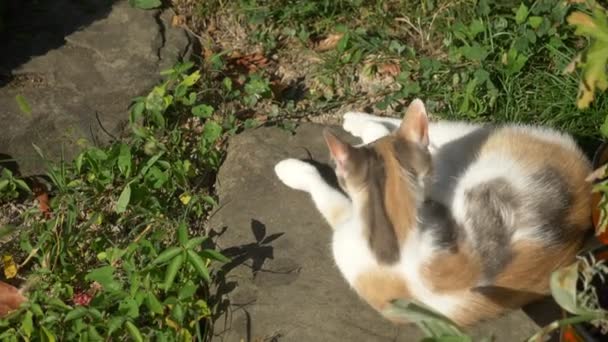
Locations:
274;99;592;326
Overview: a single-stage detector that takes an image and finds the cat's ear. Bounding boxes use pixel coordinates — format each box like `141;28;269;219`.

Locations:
398;98;429;146
323;128;352;173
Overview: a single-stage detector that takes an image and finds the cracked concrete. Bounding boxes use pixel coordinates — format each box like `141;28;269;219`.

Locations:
0;0;191;175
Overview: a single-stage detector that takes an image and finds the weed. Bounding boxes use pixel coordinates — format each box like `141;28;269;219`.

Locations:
0;62;236;341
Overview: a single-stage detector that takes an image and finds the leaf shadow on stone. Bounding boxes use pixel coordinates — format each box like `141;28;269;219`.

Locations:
207;220;288;340
0;0;115;87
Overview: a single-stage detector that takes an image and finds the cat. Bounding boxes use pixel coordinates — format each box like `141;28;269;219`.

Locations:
274;99;592;326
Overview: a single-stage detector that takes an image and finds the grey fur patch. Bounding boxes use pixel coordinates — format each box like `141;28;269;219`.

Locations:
418;200;459;249
465;178;518;280
527;167;574;241
392;139;431;178
363;148;401;265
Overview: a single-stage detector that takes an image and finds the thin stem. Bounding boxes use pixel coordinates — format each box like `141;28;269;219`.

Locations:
527;313;607;342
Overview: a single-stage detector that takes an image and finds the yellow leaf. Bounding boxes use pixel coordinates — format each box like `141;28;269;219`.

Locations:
179;193;192;205
2;255;18;279
577;80;595;109
165;317;180;330
567;12;596;29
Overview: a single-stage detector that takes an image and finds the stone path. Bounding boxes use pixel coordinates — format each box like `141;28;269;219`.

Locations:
0;0;191;175
209;123;550;342
0;2;564;340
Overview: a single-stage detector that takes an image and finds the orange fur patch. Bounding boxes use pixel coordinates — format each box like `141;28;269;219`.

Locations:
493;238;584;293
373;140;415;244
420;243;482;292
354;268;411;317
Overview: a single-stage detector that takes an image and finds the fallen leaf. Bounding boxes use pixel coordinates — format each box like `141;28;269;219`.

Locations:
232;52;270;73
563;54;582;75
171;15;186;27
0;281;26;317
586;164;608;182
179;193;192;205
314;33;344;52
567;12;596;31
2;255;17;279
33;184;52;219
378;63;401;77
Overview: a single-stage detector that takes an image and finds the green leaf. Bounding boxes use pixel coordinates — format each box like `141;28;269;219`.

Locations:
177;222;189;246
130;101;145;124
192;104;214;118
528;16;543;29
0;179;9;191
187;249;210;282
15;94;32;117
200;249;230;263
383;299;466;338
20;311;33;337
85;266;121;292
124;321;144;342
40;326;57;342
171;303;185;324
203;121;222;143
515;3;529;25
87;326;103;341
117;144;132;178
152;246;182;266
128;0;161;10
549;261;594;315
185;236;208;249
145;85;166;113
164;254;184;291
337;32;350;53
118;298;140;319
115;184;131;213
468;19;485;38
223;77;233;91
180;70;201;87
145;293;164;314
178;282;198;300
14;179;31;193
64;307;88;322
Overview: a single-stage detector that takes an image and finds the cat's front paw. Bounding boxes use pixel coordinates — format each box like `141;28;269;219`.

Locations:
274;159;322;192
343;111;374;138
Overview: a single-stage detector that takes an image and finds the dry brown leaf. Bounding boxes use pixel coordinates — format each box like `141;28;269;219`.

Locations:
314;33;344;52
171;15;186;28
587;164;608;183
378;63;401;77
232;52;270;73
0;281;26;317
32;184;52;219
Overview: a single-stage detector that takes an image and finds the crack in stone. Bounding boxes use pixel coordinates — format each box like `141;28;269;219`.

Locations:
153;9;167;62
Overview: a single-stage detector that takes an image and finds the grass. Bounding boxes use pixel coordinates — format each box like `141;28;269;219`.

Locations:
175;0;608;145
2;0;608;341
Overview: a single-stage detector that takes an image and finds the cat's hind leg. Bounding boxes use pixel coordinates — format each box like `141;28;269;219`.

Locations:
342;112;401;140
274;158;352;229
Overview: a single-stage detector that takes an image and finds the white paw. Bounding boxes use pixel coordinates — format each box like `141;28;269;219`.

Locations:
274;159;323;192
343;112;375;138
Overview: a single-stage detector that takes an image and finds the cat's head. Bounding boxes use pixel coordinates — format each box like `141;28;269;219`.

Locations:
323;99;432;202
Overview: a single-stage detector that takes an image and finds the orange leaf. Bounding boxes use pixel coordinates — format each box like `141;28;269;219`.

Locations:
171;15;186;28
378;63;401;77
33;184;52;219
